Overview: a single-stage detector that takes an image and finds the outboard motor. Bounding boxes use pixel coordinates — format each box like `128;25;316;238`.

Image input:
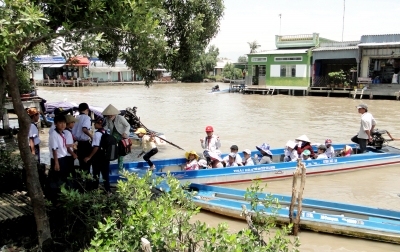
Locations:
368;129;388;149
124;106;142;130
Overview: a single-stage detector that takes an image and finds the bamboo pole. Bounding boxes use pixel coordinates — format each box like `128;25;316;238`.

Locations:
294;160;307;236
141;237;151;252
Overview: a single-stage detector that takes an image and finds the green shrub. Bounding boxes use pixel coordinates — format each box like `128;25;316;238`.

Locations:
0;148;24;193
87;172;300;251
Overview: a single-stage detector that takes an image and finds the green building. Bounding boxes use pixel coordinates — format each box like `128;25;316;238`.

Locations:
246;33;333;88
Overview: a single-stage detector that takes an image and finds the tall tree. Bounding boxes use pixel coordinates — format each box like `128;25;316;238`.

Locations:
222;63;242;80
0;0;224;249
238;55;248;63
247;41;261;53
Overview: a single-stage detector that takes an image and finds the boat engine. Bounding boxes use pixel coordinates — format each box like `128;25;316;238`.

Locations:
124;106;142;131
368;129;389;149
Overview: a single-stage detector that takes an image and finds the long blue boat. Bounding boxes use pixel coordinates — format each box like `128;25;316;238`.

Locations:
109;143;400;185
189;183;400;244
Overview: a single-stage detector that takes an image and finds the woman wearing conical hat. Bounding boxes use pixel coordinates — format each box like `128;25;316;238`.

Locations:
294;135;315;159
102;104;130;170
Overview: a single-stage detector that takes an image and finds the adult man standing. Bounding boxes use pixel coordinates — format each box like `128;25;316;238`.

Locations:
72;103;93;177
351;104;377;153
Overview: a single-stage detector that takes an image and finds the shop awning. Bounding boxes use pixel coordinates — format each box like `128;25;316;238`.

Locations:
41;64;65;68
67;57;90;66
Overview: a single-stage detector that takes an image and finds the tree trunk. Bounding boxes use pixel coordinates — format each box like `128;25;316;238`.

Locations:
4;57;53;250
0;67;6;120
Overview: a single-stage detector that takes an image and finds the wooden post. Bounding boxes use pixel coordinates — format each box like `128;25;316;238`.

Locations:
141;237;152;252
294;160;307;236
289;164;299;231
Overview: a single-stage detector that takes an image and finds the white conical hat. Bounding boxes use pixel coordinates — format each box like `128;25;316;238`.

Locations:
102;104;120;116
295;134;310;143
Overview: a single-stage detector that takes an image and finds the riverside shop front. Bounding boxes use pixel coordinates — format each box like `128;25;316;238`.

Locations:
359;35;400;85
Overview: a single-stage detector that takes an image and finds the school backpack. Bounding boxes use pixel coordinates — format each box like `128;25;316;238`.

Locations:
118;138;132;156
99;131;119;161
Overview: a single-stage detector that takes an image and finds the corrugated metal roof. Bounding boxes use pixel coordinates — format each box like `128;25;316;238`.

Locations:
319;41;359;47
313;46;358;52
359;42;400;47
0;192;32;223
250;49;308;55
360;34;400;43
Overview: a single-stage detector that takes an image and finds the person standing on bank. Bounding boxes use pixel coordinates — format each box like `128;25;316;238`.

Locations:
200;126;221;153
72;103;93;177
351;104;377;153
27;108;41;164
135;128;158;170
84;117;111;194
102;104;131;170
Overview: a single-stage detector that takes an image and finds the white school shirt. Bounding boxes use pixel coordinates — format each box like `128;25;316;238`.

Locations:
72;114;91;141
289;149;298;161
316;153;328;159
243;157;254;166
325;146;335;158
49;130;68;158
201;135;221;152
92;130;104;147
64;129;74;157
28;123;41;145
225;161;238;167
223;153;242;164
185;159;199;170
357;112;377;139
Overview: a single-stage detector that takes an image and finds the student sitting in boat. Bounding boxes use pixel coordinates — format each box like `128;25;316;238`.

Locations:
284;140;298;162
325;138;335;158
254;143;273;164
197;159;209;169
225;153;238;167
302;150;311;160
294;135;315;159
222;145;242;166
203;150;224;168
184;151;199;170
242;149;254;166
339;145;353;157
315;145;328;159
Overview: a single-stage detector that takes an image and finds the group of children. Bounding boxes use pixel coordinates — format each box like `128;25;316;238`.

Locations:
185;127;354;170
27;103;160;202
284;135;353;162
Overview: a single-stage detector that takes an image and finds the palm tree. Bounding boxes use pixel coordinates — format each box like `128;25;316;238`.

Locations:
248;41;260;53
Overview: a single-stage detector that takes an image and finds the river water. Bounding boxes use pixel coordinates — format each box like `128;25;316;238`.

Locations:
37;83;400;251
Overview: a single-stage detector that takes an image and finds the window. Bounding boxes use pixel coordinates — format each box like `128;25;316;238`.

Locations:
275;56;302;62
280;65;296;77
251;57;267;62
259;65;266;76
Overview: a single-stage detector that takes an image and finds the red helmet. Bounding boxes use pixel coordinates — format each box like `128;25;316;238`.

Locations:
205;126;214;132
325;138;332;144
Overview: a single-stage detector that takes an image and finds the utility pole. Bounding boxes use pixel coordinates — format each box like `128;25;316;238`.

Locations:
279;14;282;35
342;0;345;42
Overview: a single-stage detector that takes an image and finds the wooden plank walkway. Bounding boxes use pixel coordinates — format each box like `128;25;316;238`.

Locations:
0;192;33;223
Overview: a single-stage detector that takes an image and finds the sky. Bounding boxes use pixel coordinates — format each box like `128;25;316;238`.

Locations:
209;0;400;61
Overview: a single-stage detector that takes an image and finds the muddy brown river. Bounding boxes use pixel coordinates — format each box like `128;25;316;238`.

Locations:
36;83;400;251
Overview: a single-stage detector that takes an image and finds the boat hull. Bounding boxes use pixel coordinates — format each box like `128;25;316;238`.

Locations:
191;184;400;244
109;144;400;185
